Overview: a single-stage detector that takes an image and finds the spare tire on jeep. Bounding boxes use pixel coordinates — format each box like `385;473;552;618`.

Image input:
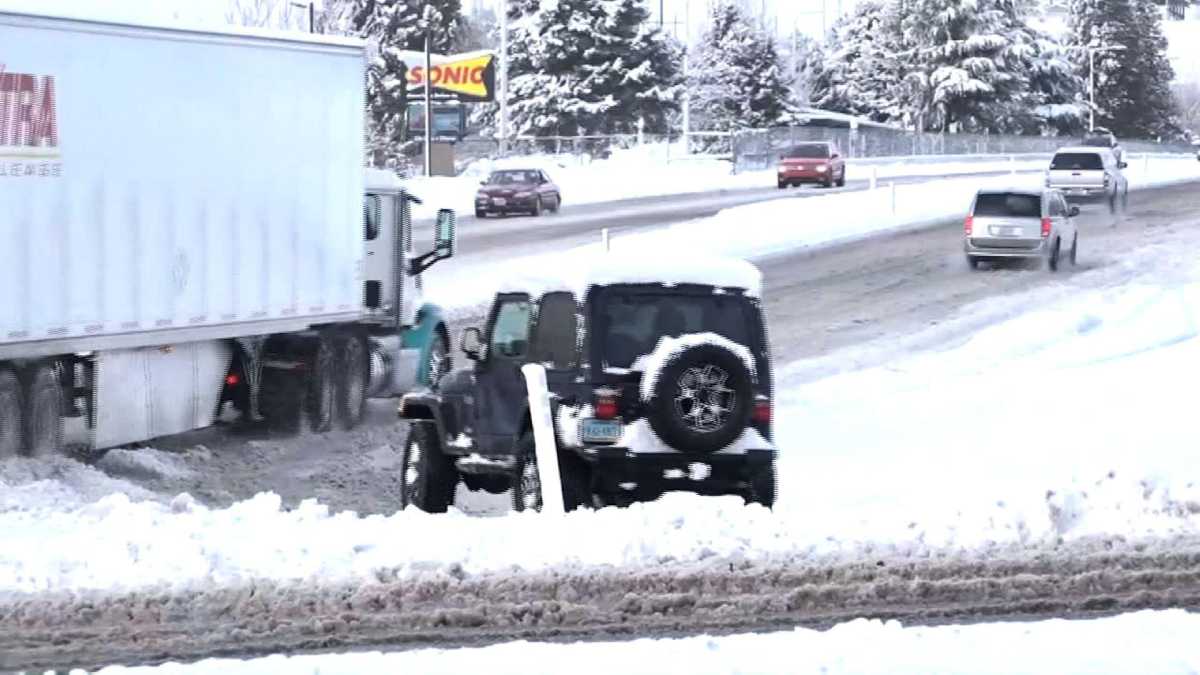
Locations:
643;340;754;453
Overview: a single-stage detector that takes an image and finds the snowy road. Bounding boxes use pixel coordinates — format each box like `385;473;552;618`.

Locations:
5;535;1200;671
3;171;1200;672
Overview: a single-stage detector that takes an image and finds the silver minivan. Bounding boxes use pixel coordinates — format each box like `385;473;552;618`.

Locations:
963;187;1079;271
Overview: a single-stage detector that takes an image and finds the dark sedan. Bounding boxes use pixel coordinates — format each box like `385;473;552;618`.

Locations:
475;169;562;218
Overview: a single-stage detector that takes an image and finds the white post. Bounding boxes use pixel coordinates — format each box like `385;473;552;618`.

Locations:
890;181;897;214
602;228;610;252
1143;153;1149;174
870;166;877;190
520;364;564;515
423;31;434;177
681;50;690;156
499;0;509;156
637;117;645;147
1011;154;1017;174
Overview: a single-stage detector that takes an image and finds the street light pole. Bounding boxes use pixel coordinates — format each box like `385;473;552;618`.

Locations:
499;0;508;156
424;30;434;177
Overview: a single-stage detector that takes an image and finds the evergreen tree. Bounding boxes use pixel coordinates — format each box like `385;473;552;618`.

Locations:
808;0;903;122
485;0;682;138
1068;0;1181;138
689;0;791;131
349;0;463;165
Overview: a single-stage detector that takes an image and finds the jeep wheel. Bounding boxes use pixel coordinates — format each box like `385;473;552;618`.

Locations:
400;422;458;513
645;343;754;453
512;431;590;513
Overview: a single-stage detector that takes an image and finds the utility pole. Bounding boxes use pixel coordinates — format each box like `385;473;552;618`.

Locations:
424;30;434;176
499;0;508;156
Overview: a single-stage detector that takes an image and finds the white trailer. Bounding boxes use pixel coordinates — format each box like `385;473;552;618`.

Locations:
0;10;456;458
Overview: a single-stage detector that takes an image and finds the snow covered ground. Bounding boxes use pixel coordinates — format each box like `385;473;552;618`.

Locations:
422;154;1200;314
3;209;1200;596
87;608;1200;675
403;142;1061;220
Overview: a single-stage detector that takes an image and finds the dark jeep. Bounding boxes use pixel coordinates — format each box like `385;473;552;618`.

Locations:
397;260;777;513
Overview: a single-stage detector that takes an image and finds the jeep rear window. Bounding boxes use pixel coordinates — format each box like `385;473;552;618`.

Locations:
596;293;757;369
973;193;1040;218
1051;153;1103;170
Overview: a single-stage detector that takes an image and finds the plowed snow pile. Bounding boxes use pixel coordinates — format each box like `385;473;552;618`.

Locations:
3;227;1200;597
86;608;1200;675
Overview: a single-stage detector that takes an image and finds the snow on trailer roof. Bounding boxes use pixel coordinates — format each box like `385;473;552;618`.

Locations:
365;168;406;193
497;253;763;300
0;3;366;50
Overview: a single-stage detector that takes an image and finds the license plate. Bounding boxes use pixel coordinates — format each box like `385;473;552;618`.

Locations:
1070;189;1088;195
493;197;507;206
1001;226;1022;236
580;419;622;443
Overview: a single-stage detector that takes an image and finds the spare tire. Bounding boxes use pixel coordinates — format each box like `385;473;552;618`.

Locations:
644;343;754;453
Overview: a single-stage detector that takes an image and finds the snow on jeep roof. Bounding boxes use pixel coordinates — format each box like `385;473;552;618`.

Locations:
497;252;763;299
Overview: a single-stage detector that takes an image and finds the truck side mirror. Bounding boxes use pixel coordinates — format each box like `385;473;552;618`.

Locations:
435;208;455;259
461;327;483;360
1118;161;1128;169
1069;205;1080;217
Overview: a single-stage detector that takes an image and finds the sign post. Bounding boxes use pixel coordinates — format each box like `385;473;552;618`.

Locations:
423;32;433;177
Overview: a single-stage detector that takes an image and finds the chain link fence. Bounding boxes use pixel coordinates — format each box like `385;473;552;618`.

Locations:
390;125;1195;177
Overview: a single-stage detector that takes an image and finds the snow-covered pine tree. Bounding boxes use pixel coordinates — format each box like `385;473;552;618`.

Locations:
688;0;790;132
887;0;1043;133
348;0;463;165
1024;29;1088;135
493;0;682;138
807;0;903;122
1068;0;1181;138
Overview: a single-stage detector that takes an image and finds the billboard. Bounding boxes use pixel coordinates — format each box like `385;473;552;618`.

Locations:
395;49;496;103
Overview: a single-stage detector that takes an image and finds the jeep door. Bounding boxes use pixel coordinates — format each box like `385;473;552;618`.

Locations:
472;294;534;454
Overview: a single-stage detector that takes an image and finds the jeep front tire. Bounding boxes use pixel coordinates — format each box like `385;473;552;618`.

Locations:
400;422;458;513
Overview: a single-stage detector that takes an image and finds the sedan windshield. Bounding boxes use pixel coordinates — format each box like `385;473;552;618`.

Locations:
783;144;831;158
487;170;539;185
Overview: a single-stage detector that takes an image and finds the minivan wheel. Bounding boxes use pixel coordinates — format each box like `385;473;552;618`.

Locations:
1070;234;1078;266
966;256;981;270
1048;238;1061;272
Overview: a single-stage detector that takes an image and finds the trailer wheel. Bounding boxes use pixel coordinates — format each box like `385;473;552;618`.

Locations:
305;335;336;434
23;363;64;457
336;333;368;430
0;368;23;459
259;367;302;434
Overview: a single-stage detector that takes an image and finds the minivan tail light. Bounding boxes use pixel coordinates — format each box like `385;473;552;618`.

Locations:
1041;217;1052;238
964;215;973;235
752;397;771;424
594;389;619;420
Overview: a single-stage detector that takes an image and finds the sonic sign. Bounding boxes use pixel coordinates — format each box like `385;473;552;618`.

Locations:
397;50;496;103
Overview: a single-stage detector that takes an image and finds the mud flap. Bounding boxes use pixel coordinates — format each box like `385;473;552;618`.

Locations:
521;363;564;515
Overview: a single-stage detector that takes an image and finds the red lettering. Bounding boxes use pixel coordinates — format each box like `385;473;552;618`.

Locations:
33;76;56;147
407;66;423;84
15;75;35;147
469;67;484;85
0;73;11;146
443;66;462;85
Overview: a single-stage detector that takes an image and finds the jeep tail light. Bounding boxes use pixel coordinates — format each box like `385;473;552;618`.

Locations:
1040;217;1052;238
594;389;619;420
752;397;771;425
963;215;973;235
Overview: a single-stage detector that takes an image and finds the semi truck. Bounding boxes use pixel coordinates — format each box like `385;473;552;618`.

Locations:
0;10;457;458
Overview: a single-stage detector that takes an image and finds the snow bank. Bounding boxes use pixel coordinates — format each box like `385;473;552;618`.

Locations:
423;155;1200;312
88;608;1200;674
3;232;1200;595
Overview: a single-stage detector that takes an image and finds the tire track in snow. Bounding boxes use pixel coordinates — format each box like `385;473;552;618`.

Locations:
4;535;1200;671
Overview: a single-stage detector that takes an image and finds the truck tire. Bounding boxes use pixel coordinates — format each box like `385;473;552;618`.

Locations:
336;333;368;430
304;335;336;433
0;368;23;459
400;421;458;513
512;430;591;513
23;363;64;457
645;343;754;454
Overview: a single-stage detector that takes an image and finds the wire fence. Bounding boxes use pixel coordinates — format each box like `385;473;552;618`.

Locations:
391;125;1196;177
